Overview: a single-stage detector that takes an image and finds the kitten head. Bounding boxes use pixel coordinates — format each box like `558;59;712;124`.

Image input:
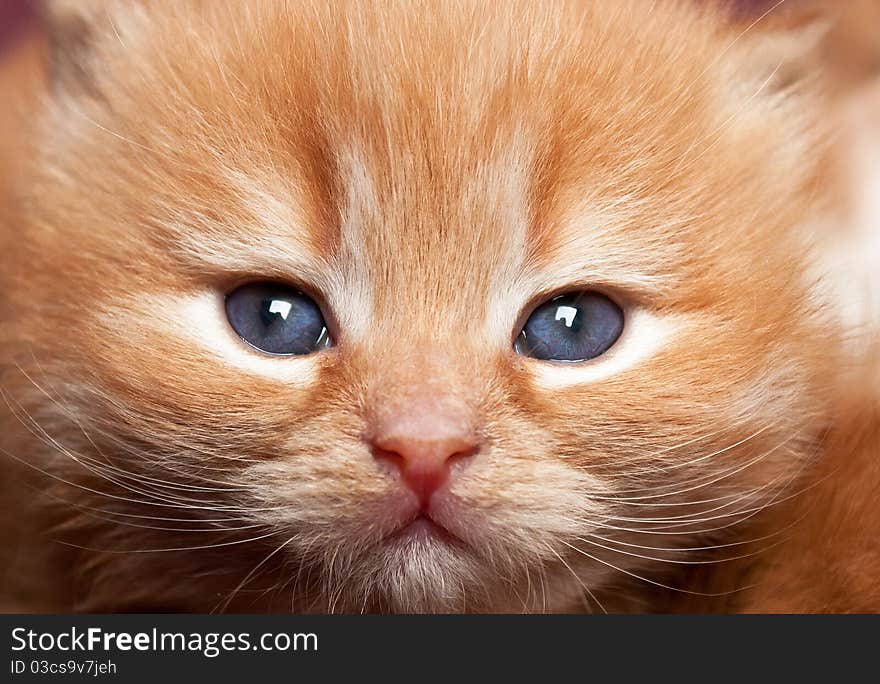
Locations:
1;0;846;612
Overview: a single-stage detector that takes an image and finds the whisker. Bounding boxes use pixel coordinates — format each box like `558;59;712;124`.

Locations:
12;360;255;489
53;530;279;554
576;531;782;567
592;436;797;525
33;482;262;534
590;423;782;502
544;542;607;614
0;441;285;515
213;534;297;613
559;539;752;598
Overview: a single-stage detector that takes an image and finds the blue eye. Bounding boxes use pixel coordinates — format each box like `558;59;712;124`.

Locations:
225;282;330;356
514;291;623;362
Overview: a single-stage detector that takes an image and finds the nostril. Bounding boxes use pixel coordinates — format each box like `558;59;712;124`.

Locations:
369;437;478;506
371;445;406;476
447;446;478;474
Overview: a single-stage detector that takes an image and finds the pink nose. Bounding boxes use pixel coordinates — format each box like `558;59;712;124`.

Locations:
370;401;477;506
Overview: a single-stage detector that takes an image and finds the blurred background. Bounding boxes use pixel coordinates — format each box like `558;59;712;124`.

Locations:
0;0;44;193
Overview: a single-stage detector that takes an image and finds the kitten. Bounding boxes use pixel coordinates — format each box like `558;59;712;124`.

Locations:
0;0;876;613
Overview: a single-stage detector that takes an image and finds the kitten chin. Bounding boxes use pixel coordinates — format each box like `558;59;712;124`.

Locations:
0;0;876;614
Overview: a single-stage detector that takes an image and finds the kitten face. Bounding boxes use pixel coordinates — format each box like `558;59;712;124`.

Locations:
1;1;840;612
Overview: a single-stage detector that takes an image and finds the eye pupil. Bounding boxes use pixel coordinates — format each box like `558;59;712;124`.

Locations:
515;292;623;362
226;283;330;356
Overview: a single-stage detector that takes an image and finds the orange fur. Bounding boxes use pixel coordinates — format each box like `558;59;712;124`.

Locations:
0;0;876;613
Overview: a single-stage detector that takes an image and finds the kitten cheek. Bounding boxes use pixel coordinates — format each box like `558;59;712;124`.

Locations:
526;309;681;388
162;292;321;385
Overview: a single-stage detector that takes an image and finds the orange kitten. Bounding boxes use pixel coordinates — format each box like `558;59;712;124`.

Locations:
0;0;876;613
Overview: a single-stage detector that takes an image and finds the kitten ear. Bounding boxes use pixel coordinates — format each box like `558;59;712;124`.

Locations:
41;0;105;91
723;0;880;98
721;0;837;94
40;0;141;94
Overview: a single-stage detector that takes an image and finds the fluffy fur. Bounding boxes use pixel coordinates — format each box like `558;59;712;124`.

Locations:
0;0;877;613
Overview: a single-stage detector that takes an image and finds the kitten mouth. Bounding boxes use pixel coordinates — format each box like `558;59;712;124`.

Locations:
384;514;464;547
